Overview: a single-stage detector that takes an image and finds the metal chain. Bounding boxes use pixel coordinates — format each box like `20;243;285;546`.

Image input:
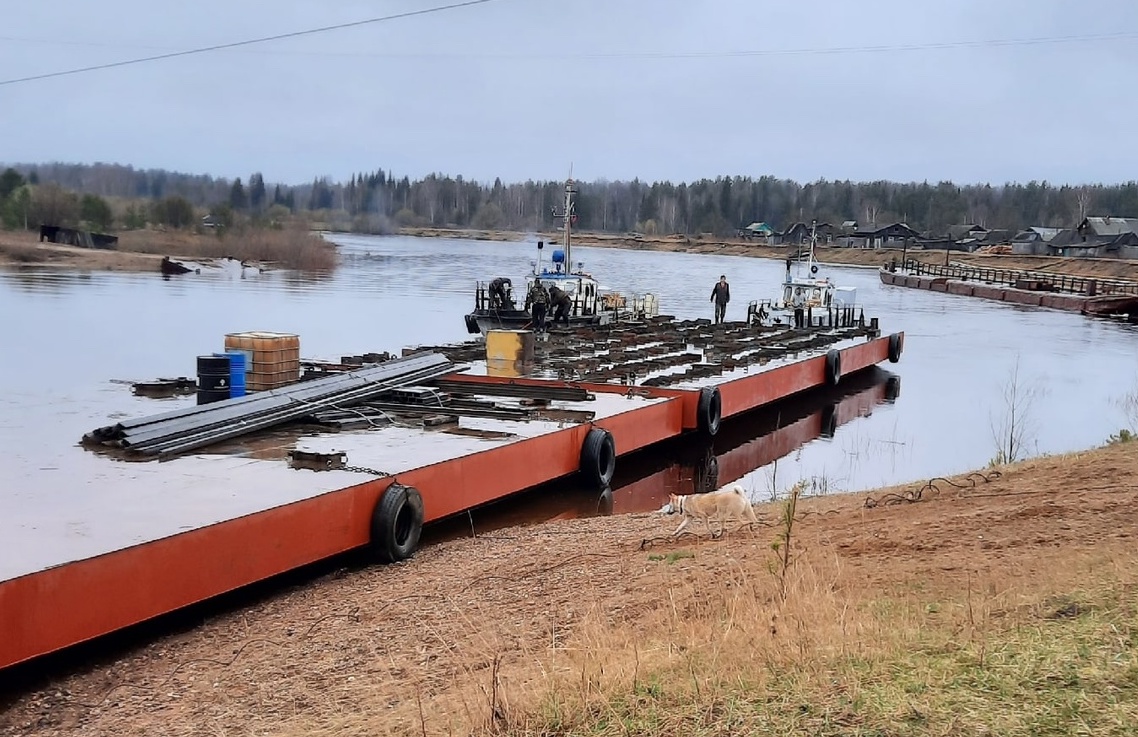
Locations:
340;464;390;476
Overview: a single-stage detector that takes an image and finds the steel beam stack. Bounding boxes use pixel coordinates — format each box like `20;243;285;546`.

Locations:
83;352;457;459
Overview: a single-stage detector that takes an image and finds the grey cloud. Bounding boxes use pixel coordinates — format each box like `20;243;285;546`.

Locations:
2;0;1136;185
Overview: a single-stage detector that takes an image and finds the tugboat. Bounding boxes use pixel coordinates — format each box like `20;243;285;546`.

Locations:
747;220;859;328
463;176;659;336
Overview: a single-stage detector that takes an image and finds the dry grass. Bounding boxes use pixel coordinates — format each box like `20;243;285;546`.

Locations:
1;226;337;271
0;230;45;262
4;446;1138;737
0;230;162;270
118;226;338;271
480;552;1138;737
0;240;46;263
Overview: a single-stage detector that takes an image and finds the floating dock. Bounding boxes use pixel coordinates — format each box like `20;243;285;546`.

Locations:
880;260;1138;318
0;318;904;672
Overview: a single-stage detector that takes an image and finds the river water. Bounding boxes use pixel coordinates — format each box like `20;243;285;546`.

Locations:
1;234;1135;508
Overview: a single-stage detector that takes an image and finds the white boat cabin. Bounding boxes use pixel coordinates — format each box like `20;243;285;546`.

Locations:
775;277;856;310
526;248;603;316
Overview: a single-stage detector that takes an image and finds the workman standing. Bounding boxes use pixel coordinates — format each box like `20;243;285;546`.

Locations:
710;275;731;324
525;279;550;332
791;287;807;329
488;277;513;309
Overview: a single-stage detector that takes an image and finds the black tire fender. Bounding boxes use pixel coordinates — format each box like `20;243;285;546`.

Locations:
885;375;902;402
888;332;904;363
580;427;616;489
820;403;838;438
371;483;425;563
697;386;722;436
464;314;480;334
698;453;720;493
825;349;842;387
596;486;614;515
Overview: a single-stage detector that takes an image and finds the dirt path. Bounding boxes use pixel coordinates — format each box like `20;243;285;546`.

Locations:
2;442;1135;736
0;232;165;271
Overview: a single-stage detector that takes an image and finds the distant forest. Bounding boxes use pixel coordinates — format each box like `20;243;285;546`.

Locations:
5;161;1138;237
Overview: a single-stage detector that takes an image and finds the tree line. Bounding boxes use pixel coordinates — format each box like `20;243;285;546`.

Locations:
4;161;1138;237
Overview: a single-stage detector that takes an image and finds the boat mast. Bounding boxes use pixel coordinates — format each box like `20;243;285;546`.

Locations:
563;174;576;273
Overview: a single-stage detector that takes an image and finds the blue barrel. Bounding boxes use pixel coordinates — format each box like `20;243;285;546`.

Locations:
217;351;247;398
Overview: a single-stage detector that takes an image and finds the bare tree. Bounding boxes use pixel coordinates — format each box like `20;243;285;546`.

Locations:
1075;187;1092;222
30;183;80;227
989;357;1046;465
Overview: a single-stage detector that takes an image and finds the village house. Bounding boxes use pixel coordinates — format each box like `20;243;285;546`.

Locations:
1076;216;1138;241
846;222;921;249
1040;217;1138;258
734;214;1138;259
736;221;775;241
946;224;989;242
777;221;837;245
1010;227;1063;255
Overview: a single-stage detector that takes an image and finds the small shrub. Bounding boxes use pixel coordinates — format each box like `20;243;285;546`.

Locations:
1107;428;1136;445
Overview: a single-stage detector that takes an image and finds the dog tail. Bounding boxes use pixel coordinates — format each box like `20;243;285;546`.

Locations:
734;485;759;523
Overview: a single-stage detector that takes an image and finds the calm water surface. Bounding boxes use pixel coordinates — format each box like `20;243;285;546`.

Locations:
1;234;1135;501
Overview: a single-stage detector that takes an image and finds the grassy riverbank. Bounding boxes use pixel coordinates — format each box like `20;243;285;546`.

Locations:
2;442;1135;736
402;226;1138;282
0;226;337;272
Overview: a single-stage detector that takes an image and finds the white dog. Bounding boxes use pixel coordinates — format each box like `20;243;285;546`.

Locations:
667;483;759;537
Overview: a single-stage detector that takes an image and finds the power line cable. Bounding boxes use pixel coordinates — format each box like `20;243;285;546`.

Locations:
1;29;1136;64
0;0;504;87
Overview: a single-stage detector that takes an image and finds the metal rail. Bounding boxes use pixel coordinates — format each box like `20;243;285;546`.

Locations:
145;363;456;458
120;360;452;450
903;258;1138;296
432;379;593;402
83;353;458;458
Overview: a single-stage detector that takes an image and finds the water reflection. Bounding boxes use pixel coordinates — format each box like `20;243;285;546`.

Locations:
423;368;898;544
2;269;96;295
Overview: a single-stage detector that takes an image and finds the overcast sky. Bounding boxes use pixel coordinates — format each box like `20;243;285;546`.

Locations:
2;0;1136;186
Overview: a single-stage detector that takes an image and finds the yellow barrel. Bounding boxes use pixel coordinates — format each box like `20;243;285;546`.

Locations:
223;331;301;391
485;329;535;365
486;359;523;378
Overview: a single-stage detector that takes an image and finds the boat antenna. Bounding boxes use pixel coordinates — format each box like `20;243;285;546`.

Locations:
809;219;818;272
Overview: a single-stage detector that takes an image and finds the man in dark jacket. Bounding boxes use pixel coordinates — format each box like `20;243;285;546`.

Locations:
488;277;513;309
525;280;550;332
710;275;730;324
548;285;574;326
